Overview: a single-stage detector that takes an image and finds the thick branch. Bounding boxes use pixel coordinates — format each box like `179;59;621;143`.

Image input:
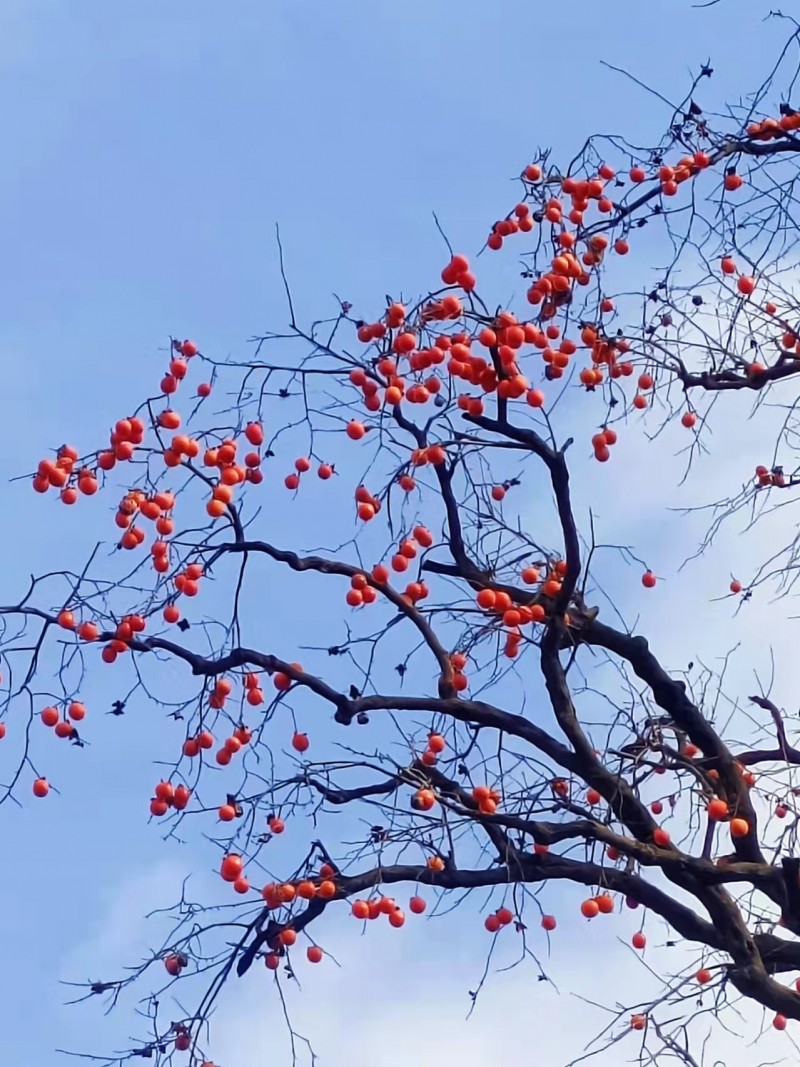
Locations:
583;620;765;865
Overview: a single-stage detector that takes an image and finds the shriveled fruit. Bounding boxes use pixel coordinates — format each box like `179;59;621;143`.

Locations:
164;953;185;976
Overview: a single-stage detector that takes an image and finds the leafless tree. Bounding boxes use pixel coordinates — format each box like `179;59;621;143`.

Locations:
5;16;800;1067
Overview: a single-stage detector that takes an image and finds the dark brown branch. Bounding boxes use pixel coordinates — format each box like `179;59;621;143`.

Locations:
207;539;456;695
582;620;765;865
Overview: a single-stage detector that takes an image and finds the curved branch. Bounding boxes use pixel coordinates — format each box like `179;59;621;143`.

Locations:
206;539;456;695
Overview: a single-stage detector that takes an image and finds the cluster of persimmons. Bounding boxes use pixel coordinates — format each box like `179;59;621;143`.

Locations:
13;102;800;1048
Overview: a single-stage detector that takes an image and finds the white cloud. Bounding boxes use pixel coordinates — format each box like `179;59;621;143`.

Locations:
208;918;793;1066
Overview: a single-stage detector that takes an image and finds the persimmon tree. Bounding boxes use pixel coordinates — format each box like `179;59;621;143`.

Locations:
6;21;800;1067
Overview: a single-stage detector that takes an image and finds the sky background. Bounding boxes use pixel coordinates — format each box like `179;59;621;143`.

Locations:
1;1;799;1064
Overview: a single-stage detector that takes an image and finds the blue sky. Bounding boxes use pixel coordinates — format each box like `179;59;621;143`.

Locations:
0;1;797;1064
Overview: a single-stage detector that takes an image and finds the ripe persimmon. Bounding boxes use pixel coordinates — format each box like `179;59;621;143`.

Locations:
428;733;445;754
41;706;59;727
476;588;496;610
68;701;86;721
220;854;243;882
737;275;755;296
596;894;614;914
412;788;436;811
245;422;264;446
